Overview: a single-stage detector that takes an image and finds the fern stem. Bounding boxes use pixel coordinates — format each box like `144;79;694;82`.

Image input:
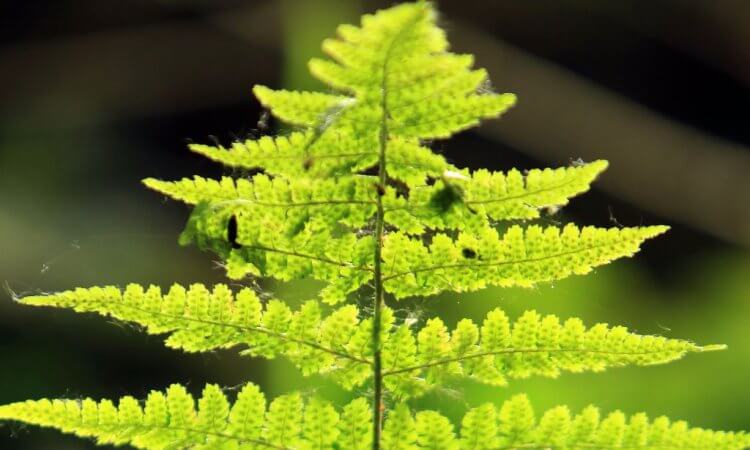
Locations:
371;30;400;450
370;10;427;447
371;104;387;450
372;199;385;450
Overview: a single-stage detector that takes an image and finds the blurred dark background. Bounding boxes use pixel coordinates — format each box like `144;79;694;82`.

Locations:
1;1;749;448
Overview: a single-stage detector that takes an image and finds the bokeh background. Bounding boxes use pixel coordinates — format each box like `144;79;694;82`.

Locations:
1;1;749;448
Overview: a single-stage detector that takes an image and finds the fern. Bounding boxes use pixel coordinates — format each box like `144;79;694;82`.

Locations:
19;283;370;384
383;307;723;397
2;2;747;449
0;383;349;450
3;386;748;450
380;224;668;299
144;159;608;235
19;284;720;397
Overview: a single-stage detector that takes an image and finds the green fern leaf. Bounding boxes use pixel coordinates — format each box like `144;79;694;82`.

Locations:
0;384;277;449
498;393;537;443
143;174;379;232
178;207;375;303
337;398;372;450
415;410;459;450
388;160;609;233
145;160;607;269
18;284;371;380
189;129;378;180
141;0;657;310
144;161;616;303
486;394;750;449
382;306;722;395
301;397;339;450
382;395;750;450
5;387;747;450
253;85;352;128
225;382;266;445
151;197;663;303
0;384;385;450
381;224;669;298
189;131;452;189
19;284;720;399
297;3;515;141
263;392;304;448
459;403;498;450
383;324;425;398
187;1;512;187
381;138;453;187
382;403;418;450
335;307;396;390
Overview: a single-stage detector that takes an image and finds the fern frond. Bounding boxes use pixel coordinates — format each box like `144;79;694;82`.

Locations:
145;179;662;303
0;383;374;450
383;403;418;450
264;392;303;448
189;129;379;180
4;387;747;450
19;284;371;379
187;131;451;189
387;395;750;450
387;160;609;233
177;220;666;304
144;174;379;233
383;307;723;395
176;204;375;303
381;224;668;298
17;282;722;401
305;2;516;140
145;160;607;246
383;138;454;187
460;403;497;449
190;2;512;186
253;85;352;128
337;398;373;450
415;410;459;449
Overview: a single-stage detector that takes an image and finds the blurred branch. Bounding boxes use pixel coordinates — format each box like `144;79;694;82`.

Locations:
451;24;750;246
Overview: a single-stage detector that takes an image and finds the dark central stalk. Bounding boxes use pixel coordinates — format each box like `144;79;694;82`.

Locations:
372;191;385;450
372;66;390;450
